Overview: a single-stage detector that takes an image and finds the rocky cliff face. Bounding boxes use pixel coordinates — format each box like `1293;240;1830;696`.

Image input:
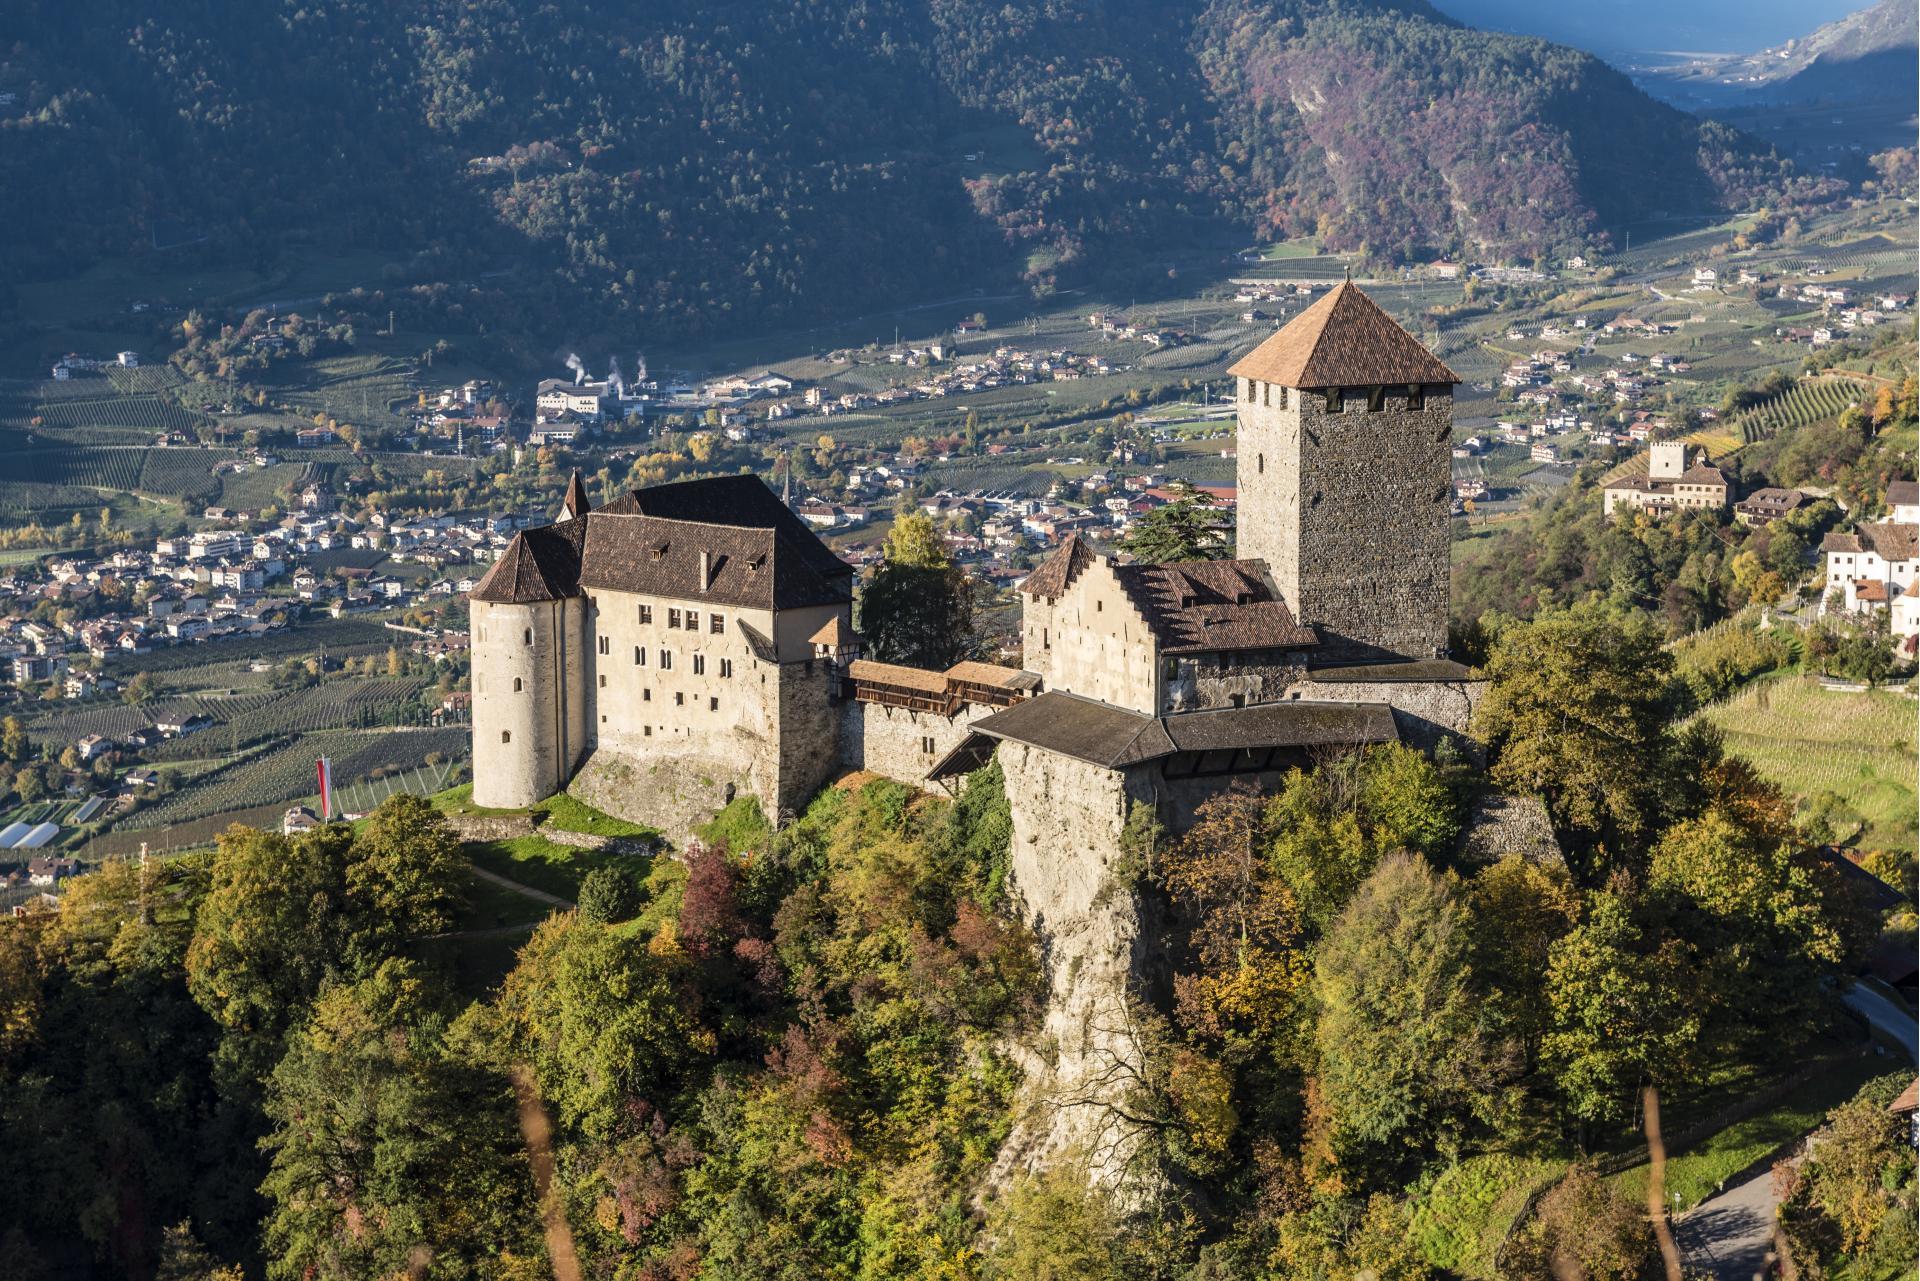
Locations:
986;742;1163;1192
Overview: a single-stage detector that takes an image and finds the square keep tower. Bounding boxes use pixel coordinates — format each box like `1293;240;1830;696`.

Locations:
1229;283;1459;661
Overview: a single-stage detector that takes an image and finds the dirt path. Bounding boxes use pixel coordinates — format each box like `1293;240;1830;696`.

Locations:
510;1065;582;1281
470;862;574;910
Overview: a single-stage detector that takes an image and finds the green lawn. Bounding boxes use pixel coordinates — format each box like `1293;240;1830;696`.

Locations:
1700;677;1918;851
1611;1052;1884;1211
1410;1153;1567;1279
466;833;650;902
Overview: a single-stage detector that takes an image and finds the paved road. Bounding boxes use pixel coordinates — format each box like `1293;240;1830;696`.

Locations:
1676;1164;1778;1281
1843;982;1919;1059
1676;987;1917;1279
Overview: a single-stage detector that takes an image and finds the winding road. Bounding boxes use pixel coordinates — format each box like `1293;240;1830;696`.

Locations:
1676;984;1917;1280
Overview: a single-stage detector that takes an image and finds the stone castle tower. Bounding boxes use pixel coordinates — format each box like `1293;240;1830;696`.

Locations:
468;518;591;809
1229;282;1459;660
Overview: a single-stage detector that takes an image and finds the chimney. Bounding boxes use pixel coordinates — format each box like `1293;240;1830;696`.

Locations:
699;550;711;592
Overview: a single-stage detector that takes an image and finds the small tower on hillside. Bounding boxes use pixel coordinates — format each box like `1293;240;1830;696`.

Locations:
1228;283;1459;661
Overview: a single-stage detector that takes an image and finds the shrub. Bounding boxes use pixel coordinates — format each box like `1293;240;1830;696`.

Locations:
577;866;642;924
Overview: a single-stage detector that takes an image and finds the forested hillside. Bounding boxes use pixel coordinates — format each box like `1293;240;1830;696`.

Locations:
0;0;1835;340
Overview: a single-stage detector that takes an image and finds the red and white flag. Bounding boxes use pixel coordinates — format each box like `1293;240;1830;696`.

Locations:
317;757;334;822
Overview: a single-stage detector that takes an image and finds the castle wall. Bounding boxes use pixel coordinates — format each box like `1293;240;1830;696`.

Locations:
470;600;570;808
838;698;1003;790
1282;675;1484;754
773;659;841;819
1022;560;1159;713
1237;380;1453;661
1163;651;1308;715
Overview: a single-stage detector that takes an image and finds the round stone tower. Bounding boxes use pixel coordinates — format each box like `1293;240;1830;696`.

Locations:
468;521;589;808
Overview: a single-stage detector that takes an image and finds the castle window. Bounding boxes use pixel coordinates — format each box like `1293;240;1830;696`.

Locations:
1244;378;1255;403
710;614;724;634
922;736;936;754
687;610;700;631
1262;382;1270;408
500;731;511;743
523;627;533;645
720;658;733;678
643;689;652;702
1325;389;1343;413
1279;386;1289;409
644;725;652;737
1095;600;1103;612
1042;628;1049;650
639;604;652;624
597;635;610;655
693;654;705;675
709;697;719;712
1408;384;1426;411
635;646;645;666
668;608;681;628
660;651;672;670
512;677;523;692
1367;386;1386;413
675;692;685;706
599;675;607;688
1257;453;1264;475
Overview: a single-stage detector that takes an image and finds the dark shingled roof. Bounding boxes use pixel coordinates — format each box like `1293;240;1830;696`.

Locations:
1020;532;1097;598
469;518;587;604
1111;558;1318;654
1304;658;1477;682
469;475;853;610
1228;282;1459;388
968;690;1396;768
1888;479;1917;509
1158;701;1397;753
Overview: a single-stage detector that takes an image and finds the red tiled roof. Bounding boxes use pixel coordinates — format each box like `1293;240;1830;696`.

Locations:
1020;532;1097;598
1228;283;1458;388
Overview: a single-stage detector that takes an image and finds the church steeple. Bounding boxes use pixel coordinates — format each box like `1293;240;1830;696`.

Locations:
559;470;592;522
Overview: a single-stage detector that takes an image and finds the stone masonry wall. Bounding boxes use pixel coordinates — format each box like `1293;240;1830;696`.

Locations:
1291;386;1454;660
1283;676;1484;754
838;699;1000;791
1164;652;1308;714
1236;379;1453;662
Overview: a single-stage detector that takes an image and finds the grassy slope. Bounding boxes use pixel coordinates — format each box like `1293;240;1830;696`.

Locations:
1701;676;1918;851
1610;1051;1884;1211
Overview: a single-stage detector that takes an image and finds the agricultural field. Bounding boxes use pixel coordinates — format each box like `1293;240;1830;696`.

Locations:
261;353;419;432
1735;375;1874;445
141;677;439;760
1701;676;1918;852
118;725;470;833
105;616;397;674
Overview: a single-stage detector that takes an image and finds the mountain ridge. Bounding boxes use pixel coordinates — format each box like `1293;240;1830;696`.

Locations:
0;0;1841;341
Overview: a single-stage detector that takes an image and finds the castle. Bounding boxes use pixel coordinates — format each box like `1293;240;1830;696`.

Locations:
468;283;1483;838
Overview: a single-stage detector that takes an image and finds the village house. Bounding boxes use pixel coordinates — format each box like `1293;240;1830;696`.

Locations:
1601;443;1729;518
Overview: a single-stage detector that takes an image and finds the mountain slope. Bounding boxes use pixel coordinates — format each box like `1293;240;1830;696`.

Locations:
1647;0;1918;103
0;0;1837;340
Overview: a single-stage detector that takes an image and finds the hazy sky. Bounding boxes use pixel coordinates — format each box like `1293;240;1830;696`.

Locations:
1429;0;1869;57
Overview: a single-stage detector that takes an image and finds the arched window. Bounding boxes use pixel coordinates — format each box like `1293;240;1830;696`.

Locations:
501;730;512;744
512;677;523;692
523;627;532;645
1257;453;1264;475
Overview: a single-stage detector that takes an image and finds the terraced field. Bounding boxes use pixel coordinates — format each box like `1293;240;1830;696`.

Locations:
120;725;470;831
142;677;434;760
1736;376;1873;445
106;617;396;673
1701;677;1917;851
